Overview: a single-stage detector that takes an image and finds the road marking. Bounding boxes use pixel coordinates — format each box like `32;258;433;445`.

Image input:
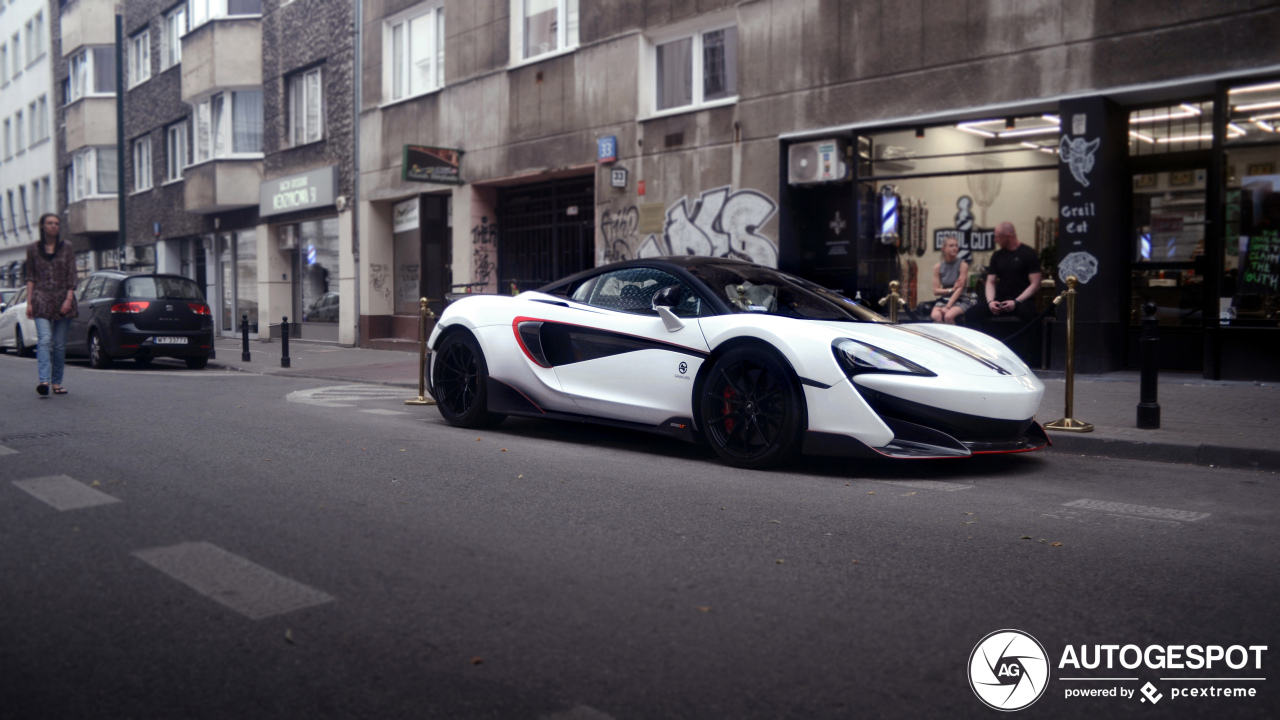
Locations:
12;475;120;511
1108;514;1183;527
287;385;411;408
133;542;334;620
0;444;17;456
876;480;973;492
359;408;410;415
1063;499;1210;522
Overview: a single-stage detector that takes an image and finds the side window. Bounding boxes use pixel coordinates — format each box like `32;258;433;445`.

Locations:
83;276;105;300
581;267;703;317
102;278;121;300
74;278;90;301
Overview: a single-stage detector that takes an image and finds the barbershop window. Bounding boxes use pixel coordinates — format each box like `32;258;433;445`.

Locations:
1223;79;1280;328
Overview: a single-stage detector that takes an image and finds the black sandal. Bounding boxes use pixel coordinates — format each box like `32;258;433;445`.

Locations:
37;383;49;396
52;386;68;395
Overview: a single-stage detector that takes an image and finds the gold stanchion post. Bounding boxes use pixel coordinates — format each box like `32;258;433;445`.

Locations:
1045;275;1093;432
878;280;906;323
406;297;438;406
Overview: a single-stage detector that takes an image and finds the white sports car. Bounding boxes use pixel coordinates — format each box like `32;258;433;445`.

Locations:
428;257;1048;469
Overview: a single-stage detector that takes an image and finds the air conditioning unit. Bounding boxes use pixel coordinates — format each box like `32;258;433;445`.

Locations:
874;144;917;172
788;139;850;185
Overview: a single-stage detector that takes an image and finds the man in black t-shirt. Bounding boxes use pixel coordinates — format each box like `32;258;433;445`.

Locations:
964;222;1042;334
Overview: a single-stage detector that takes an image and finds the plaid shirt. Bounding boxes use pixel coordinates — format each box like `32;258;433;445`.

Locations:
25;240;79;320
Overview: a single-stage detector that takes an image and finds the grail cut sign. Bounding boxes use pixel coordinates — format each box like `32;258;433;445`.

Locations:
403;145;463;184
260;166;338;217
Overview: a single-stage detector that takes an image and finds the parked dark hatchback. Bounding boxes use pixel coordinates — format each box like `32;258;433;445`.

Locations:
68;272;215;369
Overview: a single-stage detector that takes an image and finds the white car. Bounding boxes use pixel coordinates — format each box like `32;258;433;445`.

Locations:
0;286;37;357
427;257;1048;469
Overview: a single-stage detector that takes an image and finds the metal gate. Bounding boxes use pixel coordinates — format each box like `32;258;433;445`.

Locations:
497;176;595;293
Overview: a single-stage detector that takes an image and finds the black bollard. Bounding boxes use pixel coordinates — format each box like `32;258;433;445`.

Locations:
280;316;291;368
1137;301;1160;429
241;313;251;362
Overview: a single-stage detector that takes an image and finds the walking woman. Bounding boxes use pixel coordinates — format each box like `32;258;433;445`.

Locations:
25;213;78;396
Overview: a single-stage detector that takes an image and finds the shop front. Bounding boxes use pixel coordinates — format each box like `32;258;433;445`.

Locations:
259;166;344;342
779;74;1280;381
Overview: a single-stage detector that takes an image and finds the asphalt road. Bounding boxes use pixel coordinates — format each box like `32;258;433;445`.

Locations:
1;352;1277;719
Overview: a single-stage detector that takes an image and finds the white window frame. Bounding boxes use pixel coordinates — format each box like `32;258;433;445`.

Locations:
641;14;739;120
187;0;263;32
381;1;445;105
68;147;119;202
166;121;188;182
510;0;579;66
128;28;151;87
191;90;263;164
67;47;117;103
288;67;323;146
133;135;153;192
161;5;185;71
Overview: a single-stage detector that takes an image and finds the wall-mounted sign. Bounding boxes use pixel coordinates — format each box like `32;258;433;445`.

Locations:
566;205;580;216
259;165;339;217
610;167;628;188
597;136;618;163
638;203;665;234
637;179;646;196
403;145;463;184
393;197;420;233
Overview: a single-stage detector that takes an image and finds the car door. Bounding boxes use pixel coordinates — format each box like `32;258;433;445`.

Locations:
0;287;23;348
67;276;101;355
544;266;710;425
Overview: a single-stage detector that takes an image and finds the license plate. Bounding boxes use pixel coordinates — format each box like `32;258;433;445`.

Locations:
154;337;188;345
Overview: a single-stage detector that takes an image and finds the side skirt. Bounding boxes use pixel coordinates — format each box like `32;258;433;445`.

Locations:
487;377;698;443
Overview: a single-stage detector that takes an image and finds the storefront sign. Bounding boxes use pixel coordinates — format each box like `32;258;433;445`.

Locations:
259;166;339;217
402;145;463;184
597;136;618;163
933;228;994;253
393;198;420;232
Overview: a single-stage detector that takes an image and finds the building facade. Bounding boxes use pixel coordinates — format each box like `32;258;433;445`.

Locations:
356;0;1280;380
1;0;57;288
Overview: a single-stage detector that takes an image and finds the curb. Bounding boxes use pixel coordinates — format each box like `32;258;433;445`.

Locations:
206;361;419;390
1045;434;1280;473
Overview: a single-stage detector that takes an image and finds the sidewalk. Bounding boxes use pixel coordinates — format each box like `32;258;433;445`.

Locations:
209;337;1280;473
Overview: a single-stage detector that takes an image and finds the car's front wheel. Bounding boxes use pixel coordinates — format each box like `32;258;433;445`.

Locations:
700;346;804;469
88;331;112;369
16;327;33;358
433;330;505;428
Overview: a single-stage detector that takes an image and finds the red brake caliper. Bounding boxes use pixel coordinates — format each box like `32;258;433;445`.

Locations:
722;385;736;433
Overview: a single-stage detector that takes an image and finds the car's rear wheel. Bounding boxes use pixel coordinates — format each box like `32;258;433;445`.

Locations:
700;346;804;469
433;331;505;428
16;327;33;358
185;355;209;370
88;331;112;369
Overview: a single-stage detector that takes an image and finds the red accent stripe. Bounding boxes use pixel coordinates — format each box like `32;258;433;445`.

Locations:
511;316;552;368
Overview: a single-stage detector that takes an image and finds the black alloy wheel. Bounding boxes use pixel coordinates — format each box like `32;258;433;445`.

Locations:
700;346;804;469
433;331;505;428
16;327;33;358
88;331;112;369
185;355;209;370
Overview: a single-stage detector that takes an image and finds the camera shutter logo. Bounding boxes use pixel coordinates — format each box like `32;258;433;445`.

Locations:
968;629;1049;711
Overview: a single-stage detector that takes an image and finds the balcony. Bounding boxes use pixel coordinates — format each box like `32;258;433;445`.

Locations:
184;160;263;213
60;0;117;56
64;98;117;154
181;19;262;102
68;198;118;235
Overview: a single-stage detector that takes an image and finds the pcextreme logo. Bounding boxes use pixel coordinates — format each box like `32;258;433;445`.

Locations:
968;629;1050;711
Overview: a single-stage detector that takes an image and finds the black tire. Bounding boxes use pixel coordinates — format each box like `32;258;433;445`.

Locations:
699;346;804;469
16;327;33;358
433;331;505;428
88;331;112;369
185;355;209;370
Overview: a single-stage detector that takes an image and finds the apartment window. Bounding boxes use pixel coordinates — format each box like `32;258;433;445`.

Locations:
27;100;37;144
13;109;21;152
522;0;578;60
166;121;188;180
2;117;9;158
2;42;8;83
69;147;119;201
68;47;117;102
29;180;40;219
128;29;151;87
193;90;262;162
5;191;14;234
652;23;738;114
41;176;50;214
188;0;262;31
386;3;444;102
133;136;153;191
23;18;32;64
161;5;185;70
288;67;322;145
10;33;18;76
19;185;29;229
36;95;48;142
32;11;43;60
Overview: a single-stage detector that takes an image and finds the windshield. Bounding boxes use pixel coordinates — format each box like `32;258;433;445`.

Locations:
123;276;205;301
686;263;885;323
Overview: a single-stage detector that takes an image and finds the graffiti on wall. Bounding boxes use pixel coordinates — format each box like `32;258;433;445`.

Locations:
471;216;497;286
602;186;779;267
369;263;392;307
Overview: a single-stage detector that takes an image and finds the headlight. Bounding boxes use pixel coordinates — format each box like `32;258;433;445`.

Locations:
833;339;935;377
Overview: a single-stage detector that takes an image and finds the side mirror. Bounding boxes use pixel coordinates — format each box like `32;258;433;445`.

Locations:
651;284;681;310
